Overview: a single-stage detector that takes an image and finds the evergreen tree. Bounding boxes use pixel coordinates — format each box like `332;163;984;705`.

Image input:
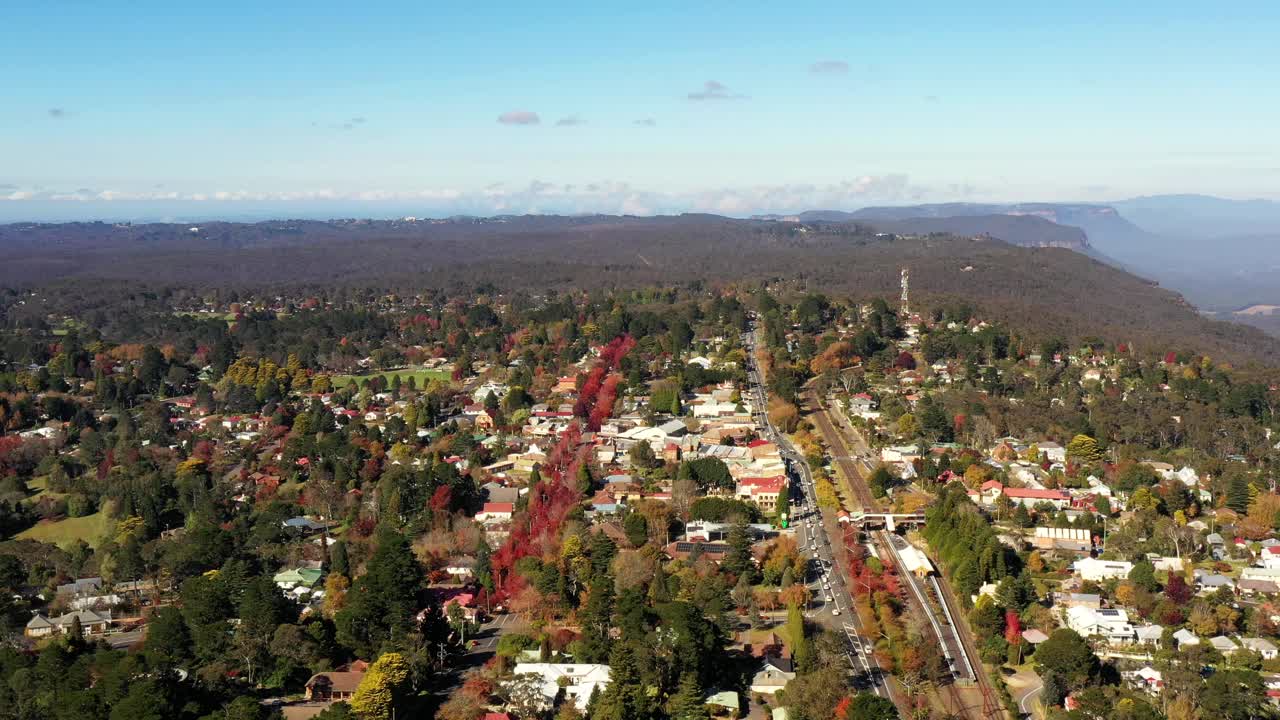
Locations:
1227;474;1252;514
723;520;758;583
667;672;709;720
331;539;350;578
593;639;651;720
577;461;595;495
578;581;615;663
336;525;427;657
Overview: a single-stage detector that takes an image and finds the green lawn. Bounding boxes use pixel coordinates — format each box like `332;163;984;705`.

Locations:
16;511;117;549
332;367;451;388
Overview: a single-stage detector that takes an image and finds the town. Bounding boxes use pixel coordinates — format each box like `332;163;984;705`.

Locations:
1;275;1277;720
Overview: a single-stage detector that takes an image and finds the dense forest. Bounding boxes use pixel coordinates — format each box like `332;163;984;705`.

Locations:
2;216;1278;365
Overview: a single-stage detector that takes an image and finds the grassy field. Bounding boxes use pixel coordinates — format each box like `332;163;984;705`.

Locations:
16;511;116;549
332;367;451;388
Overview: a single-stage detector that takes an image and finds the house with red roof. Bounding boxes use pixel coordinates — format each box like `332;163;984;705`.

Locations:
735;475;788;512
476;502;514;522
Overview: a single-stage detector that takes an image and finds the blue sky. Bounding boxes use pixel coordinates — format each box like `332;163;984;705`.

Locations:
2;1;1278;220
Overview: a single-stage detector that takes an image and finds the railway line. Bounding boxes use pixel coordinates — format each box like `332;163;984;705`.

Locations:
804;386;1006;720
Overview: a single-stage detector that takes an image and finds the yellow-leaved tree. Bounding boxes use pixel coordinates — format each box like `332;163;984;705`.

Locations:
350;652;411;720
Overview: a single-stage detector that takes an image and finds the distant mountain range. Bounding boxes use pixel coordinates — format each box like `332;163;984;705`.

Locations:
4;212;1280;364
755;195;1280;329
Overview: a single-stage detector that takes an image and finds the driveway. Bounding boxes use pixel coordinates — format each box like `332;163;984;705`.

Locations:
1006;668;1043;719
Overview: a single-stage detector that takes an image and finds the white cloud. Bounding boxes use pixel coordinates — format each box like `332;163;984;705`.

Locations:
809;60;849;74
687;80;746;101
0;175;953;217
497;110;541;125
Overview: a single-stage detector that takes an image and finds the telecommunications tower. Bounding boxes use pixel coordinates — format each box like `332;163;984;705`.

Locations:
900;267;910;316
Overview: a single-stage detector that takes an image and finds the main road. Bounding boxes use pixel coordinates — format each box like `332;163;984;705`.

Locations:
742;323;894;704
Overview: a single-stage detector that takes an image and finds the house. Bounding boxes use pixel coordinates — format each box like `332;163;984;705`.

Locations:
1238;578;1280;596
1021;629;1049;645
1261;545;1280;570
1243;637;1280;660
1037;442;1067;463
1056;593;1102;610
1209;636;1239;654
1002;486;1071;509
511;663;612;712
1194;569;1235;593
305;668;366;702
664;541;730;562
1172;628;1200;647
704;691;740;718
1032;527;1092;554
1073;557;1134;582
25;609;112;638
477;502;515;522
735;476;787;512
444;556;477;580
1135;625;1164;646
283;517;328;533
56;577;103;598
1065;607;1134;643
749;656;796;695
1128;666;1164;695
274;567;324;590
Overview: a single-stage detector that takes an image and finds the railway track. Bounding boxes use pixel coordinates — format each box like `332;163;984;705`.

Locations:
805;387;1006;720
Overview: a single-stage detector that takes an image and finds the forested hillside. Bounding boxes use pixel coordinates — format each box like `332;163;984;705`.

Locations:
4;215;1278;364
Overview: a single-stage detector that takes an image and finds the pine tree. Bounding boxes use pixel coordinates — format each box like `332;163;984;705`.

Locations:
667;672;709;720
1227;474;1252;514
593;640;650;720
670;392;682;416
577;462;595;495
331;539;350;578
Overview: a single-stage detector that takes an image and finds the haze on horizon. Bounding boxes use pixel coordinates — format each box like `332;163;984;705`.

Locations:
2;1;1278;222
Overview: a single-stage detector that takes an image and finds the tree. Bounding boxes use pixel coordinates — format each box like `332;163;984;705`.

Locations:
1226;473;1252;514
782;665;848;720
577;461;595;495
1201;668;1268;720
350;652;412;720
623;513;649;548
867;466;892;499
723;520;758;583
628;442;658;471
846;693;899;720
995;573;1035;611
1041;670;1066;708
1165;574;1193;604
1066;434;1102;464
336;525;428;657
144;606;192;668
668;671;709;720
1033;629;1099;688
1128;560;1159;593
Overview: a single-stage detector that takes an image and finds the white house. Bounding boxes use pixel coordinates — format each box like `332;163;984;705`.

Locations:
1172;628;1200;648
1243;637;1280;660
1073;557;1134;582
749;656;796;696
1065;606;1134;644
511;663;611;712
1037;442;1066;463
